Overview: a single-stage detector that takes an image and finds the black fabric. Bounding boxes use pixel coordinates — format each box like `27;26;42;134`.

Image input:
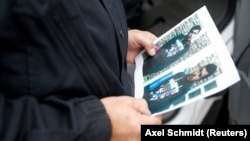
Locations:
0;0;132;140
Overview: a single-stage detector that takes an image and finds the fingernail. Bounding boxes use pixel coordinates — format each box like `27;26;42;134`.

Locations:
150;48;156;56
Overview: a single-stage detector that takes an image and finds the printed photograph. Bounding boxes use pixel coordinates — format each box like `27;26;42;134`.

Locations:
143;54;222;115
142;13;211;83
134;6;240;116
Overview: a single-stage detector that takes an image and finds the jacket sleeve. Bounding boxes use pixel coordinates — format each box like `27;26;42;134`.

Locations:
0;93;112;141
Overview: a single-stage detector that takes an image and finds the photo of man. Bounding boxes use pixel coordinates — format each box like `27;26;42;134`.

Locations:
143;63;217;114
143;25;201;77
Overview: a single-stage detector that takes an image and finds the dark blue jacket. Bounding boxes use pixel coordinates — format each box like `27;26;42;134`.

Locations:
0;0;132;140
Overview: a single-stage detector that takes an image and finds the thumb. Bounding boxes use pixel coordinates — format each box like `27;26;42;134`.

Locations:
141;114;163;125
133;98;151;115
143;32;157;56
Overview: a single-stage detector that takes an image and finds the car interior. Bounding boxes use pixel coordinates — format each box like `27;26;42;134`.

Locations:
125;0;250;125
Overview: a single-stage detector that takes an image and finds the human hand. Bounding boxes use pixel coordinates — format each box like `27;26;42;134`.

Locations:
127;29;157;64
101;96;162;141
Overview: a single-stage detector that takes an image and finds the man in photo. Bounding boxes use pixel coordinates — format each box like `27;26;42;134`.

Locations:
143;25;202;77
144;63;217;114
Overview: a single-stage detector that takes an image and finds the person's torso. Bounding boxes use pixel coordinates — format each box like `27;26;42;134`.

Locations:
0;0;133;98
